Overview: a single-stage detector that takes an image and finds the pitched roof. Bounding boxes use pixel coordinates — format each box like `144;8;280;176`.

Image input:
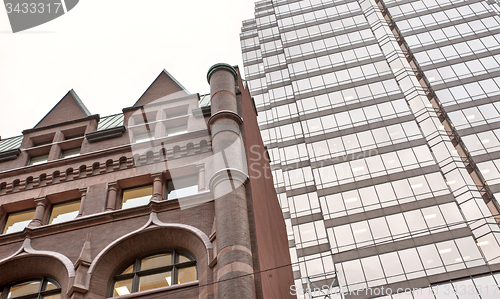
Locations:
0;135;23;153
132;69;190;107
34;89;92;129
199;93;211;107
97;113;124;131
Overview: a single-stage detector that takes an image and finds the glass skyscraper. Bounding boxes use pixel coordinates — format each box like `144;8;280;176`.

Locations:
240;0;500;297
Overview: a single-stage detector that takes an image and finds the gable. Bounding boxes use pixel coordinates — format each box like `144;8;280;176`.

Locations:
133;70;189;107
34;89;91;129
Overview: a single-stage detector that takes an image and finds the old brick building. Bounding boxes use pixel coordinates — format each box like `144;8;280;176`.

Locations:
0;64;294;299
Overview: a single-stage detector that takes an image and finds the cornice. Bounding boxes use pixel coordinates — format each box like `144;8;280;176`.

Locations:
0;138;212;196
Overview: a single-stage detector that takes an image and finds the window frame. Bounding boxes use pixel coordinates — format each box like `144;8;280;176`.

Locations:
120;184;154;210
1;208;36;235
0;276;61;299
108;250;197;297
166;174;199;200
28;154;49;166
60;147;81;159
46;199;81;225
132;131;155;144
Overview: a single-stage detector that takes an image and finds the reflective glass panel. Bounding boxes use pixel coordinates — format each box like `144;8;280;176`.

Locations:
120;264;134;275
61;148;80;159
178;254;193;263
48;201;80;225
8;280;40;298
166;175;198;200
138;271;172;291
113;279;133;297
2;209;35;234
133;131;154;143
141;253;172;270
122;185;153;209
29;154;49;166
177;266;197;284
167;124;188;136
45;281;58;291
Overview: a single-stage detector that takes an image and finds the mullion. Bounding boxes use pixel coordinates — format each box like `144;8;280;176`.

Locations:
1;278;60;299
172;251;178;285
131;258;141;293
9;294;39;299
136;265;174;277
176;261;197;268
39;289;61;298
8;278;44;299
110;273;135;281
112;250;196;295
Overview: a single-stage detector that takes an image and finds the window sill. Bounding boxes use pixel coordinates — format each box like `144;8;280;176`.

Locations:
108;280;199;299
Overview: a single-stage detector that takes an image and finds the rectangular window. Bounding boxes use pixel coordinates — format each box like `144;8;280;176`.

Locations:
61;147;81;159
133;131;154;143
2;209;35;234
167;124;188;137
166;109;187;119
48;200;81;225
122;185;153;209
29;154;49;166
166;175;198;200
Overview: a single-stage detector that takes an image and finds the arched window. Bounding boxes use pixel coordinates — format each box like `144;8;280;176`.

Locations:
0;277;61;299
110;250;197;297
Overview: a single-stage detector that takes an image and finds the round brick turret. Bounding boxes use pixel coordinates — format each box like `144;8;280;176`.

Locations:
207;63;256;299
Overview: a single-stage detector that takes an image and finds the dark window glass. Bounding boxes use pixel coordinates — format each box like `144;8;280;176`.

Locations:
110;250;197;297
0;277;61;299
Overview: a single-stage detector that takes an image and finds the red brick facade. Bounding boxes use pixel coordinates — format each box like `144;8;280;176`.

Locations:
0;65;294;299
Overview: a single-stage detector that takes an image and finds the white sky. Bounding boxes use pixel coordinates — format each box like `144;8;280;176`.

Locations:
0;0;257;138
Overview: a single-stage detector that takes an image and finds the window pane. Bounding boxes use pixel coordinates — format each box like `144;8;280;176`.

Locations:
473;275;497;299
122;185;153;209
360;256;385;281
141;253;172;270
399;248;424;274
133;131;154;143
48;201;80;225
120;264;134;275
341;260;365;285
3;209;35;234
61;147;80;159
380;252;404;277
167;175;198;200
45;281;58;291
178;253;194;263
368;217;390;240
139;271;172;291
177;266;197;284
113;279;133;297
417;244;443;273
29;154;49;166
9;280;41;298
42;294;61;299
167;124;188;136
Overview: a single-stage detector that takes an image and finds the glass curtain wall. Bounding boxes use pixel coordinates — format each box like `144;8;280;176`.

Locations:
241;0;500;297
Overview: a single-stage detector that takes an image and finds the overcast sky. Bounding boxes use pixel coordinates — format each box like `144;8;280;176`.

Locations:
0;0;257;138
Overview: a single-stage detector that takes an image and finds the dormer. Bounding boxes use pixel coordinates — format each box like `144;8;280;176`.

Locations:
0;90;99;171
